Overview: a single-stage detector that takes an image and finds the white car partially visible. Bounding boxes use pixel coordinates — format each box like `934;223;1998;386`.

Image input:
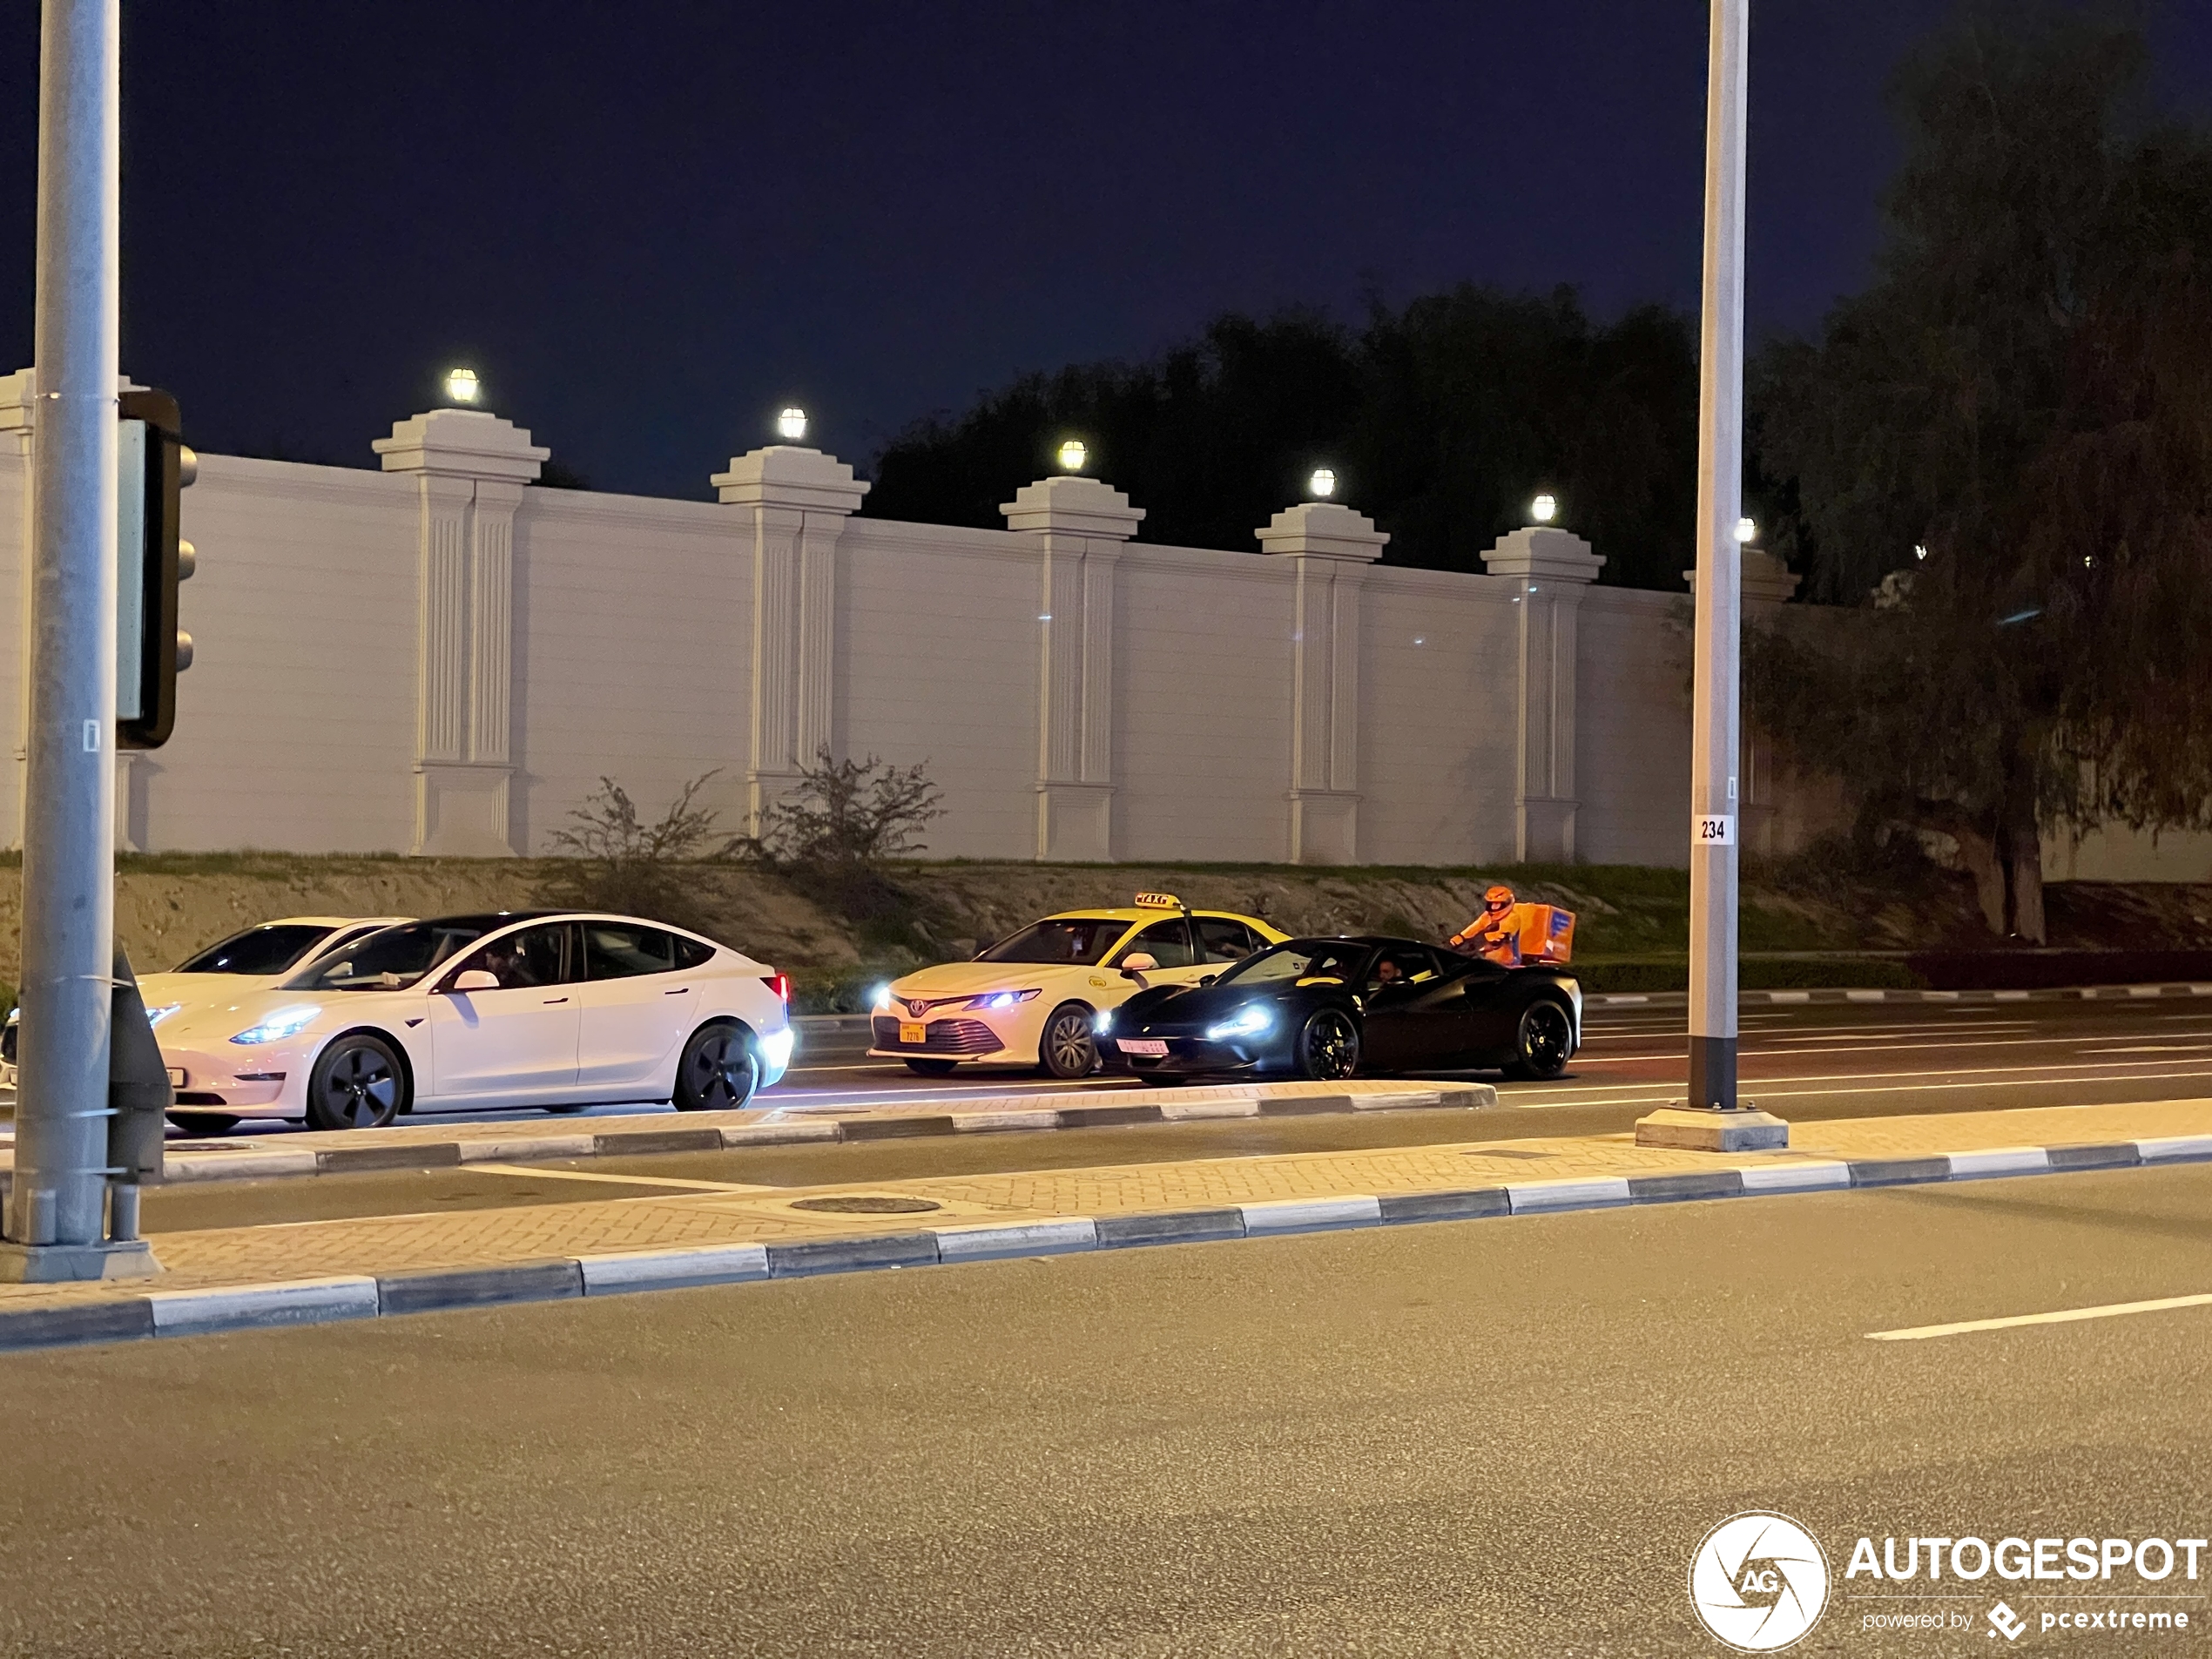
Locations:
153;910;793;1133
1;914;410;1106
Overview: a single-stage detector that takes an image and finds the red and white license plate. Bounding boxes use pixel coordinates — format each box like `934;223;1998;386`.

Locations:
1116;1038;1168;1057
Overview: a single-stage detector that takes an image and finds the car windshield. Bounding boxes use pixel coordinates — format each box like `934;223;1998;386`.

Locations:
977;918;1129;965
1214;941;1372;988
172;923;341;977
283;920;497;992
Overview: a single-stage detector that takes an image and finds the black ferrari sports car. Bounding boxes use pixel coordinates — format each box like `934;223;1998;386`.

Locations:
1096;934;1581;1082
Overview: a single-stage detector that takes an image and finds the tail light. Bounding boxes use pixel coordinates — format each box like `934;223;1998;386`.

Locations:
765;974;791;1007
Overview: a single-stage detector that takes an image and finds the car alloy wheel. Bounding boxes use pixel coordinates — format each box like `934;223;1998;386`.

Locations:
675;1022;759;1111
1298;1009;1360;1081
1038;1003;1097;1079
305;1035;405;1131
1507;999;1575;1081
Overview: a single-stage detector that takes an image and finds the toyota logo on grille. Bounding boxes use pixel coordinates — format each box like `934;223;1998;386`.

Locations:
906;1000;927;1017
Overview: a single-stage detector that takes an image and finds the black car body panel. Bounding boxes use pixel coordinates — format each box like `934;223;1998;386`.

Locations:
1097;934;1581;1079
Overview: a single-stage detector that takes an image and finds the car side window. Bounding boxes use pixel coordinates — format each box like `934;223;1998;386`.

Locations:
1366;945;1440;996
1197;918;1259;964
1116;918;1195;968
582;922;680;980
671;934;715;970
450;923;573;989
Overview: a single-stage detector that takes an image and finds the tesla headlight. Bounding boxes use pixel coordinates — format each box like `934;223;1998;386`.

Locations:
145;1002;182;1028
968;988;1042;1011
1205;1004;1274;1041
228;1005;322;1046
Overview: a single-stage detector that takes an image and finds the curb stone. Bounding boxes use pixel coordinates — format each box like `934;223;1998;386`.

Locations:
5;1133;2209;1357
1591;981;2212;1009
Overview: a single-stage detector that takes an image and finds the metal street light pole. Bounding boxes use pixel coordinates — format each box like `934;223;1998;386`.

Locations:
1637;0;1787;1153
1;0;150;1278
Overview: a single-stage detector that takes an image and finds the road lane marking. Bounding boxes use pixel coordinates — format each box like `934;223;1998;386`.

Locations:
465;1163;781;1194
1869;1292;2212;1341
1496;1064;2212;1110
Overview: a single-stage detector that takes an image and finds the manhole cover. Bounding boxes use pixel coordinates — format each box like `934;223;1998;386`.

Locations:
789;1195;942;1215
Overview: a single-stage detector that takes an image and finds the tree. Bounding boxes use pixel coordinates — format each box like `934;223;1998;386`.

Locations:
1748;2;2212;941
738;748;946;869
865;290;1701;590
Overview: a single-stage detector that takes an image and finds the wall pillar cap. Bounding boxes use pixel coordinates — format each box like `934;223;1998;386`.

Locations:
1255;502;1389;561
1001;475;1144;538
1480;525;1605;584
1683;545;1802;604
373;408;549;482
712;445;870;514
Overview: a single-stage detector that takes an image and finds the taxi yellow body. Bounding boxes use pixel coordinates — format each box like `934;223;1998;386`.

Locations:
869;894;1290;1078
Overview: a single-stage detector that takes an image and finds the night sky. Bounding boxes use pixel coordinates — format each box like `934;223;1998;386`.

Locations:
1;2;2207;502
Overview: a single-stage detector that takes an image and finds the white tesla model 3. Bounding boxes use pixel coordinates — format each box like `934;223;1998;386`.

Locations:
155;911;794;1133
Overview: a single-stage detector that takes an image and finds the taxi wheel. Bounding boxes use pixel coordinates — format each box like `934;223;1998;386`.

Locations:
905;1058;958;1076
305;1035;408;1131
1037;1003;1098;1079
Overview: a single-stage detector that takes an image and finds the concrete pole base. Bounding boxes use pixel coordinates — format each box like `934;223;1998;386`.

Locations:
0;1238;160;1282
1634;1105;1789;1152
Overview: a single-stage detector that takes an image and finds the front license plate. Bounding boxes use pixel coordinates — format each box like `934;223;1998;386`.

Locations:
165;1068;185;1087
899;1022;927;1045
1116;1039;1168;1057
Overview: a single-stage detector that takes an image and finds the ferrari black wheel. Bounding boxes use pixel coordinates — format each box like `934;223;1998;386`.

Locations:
1296;1009;1360;1081
674;1022;759;1110
1503;998;1575;1081
1038;1003;1097;1079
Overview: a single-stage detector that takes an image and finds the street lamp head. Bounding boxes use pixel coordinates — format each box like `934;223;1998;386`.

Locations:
443;368;481;405
1308;468;1337;498
1057;438;1089;473
777;406;808;442
1530;493;1557;524
1735;516;1757;545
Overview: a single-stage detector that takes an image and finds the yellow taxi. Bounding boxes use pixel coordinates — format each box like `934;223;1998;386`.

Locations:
869;894;1290;1079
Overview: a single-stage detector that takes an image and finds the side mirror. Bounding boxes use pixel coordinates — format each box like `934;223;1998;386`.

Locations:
1119;954;1158;976
449;969;499;994
1199;974;1217;988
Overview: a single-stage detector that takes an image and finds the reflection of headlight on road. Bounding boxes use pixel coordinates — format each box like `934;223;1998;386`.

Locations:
966;988;1041;1011
228;1005;322;1046
146;1002;182;1028
759;1028;795;1069
1206;1005;1274;1041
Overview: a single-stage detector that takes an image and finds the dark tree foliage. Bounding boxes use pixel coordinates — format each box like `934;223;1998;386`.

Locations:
866;292;1700;590
1748;2;2212;941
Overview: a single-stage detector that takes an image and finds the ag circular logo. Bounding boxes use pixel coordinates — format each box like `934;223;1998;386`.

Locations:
1689;1512;1831;1652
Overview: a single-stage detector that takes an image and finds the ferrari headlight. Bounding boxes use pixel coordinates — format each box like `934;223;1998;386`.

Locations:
228;1005;322;1046
1206;1004;1274;1042
968;988;1042;1011
1094;1008;1115;1035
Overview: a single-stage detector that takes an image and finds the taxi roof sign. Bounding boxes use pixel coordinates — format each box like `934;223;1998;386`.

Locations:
1133;891;1185;911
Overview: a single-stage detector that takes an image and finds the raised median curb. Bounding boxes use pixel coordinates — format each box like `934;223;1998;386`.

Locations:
118;1080;1497;1187
3;1129;2209;1356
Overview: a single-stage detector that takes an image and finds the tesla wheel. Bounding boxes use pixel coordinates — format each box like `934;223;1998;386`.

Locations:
304;1035;407;1131
1037;1003;1097;1079
165;1111;239;1136
1503;999;1575;1081
905;1057;959;1077
674;1022;759;1111
1296;1009;1360;1081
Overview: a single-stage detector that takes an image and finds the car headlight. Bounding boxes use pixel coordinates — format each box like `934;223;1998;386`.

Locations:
1094;1008;1115;1035
228;1005;322;1046
966;988;1042;1011
1206;1004;1274;1041
145;1002;182;1028
871;984;894;1014
759;1028;796;1069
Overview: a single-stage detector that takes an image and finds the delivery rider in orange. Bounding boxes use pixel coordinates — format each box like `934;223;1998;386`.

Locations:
1449;885;1522;967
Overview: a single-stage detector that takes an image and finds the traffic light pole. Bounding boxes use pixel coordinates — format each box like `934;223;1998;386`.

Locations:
1;0;150;1278
1636;0;1786;1153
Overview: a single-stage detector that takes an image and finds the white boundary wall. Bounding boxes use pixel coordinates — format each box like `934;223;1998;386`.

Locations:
4;380;2174;877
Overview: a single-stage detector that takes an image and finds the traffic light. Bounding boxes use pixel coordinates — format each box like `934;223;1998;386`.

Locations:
116;388;194;750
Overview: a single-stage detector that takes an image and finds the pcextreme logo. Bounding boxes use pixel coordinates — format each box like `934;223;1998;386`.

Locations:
1689;1512;1831;1652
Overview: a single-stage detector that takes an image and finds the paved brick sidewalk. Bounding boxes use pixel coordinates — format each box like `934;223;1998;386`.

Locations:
0;1095;2206;1340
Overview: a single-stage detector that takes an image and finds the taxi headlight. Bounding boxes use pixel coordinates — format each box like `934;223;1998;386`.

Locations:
1205;1004;1274;1042
967;988;1042;1012
228;1005;322;1046
871;984;894;1015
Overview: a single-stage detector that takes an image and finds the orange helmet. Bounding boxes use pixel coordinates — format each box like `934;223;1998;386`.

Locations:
1483;884;1515;914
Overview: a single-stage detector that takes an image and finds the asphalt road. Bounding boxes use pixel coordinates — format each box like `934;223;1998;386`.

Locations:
5;1161;2209;1655
133;994;2212;1235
